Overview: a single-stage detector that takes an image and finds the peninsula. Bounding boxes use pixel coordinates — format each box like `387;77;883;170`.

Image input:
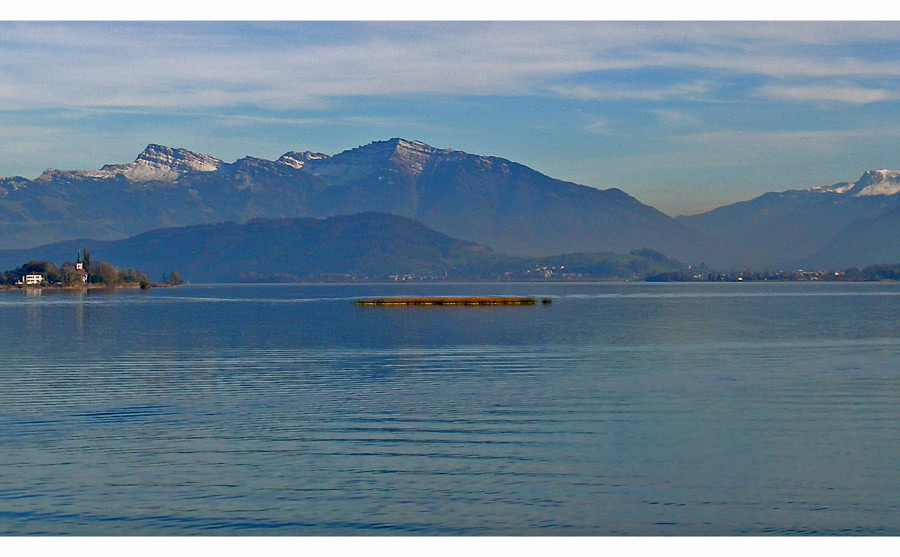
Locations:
0;249;176;290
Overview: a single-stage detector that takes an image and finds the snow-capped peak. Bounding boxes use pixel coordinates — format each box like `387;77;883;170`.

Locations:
848;169;900;196
132;144;222;173
105;144;223;182
276;151;330;169
387;138;443;175
810;169;900;197
36;144;223;183
294;138;451;185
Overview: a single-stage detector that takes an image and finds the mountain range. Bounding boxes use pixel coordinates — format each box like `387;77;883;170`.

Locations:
3;138;900;271
0;139;724;266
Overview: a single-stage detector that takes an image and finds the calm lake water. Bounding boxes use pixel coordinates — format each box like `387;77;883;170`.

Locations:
1;282;899;535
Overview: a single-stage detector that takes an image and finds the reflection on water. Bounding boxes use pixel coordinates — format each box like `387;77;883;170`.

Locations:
1;282;900;535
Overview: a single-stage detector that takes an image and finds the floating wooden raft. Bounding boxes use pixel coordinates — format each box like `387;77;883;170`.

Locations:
356;296;547;306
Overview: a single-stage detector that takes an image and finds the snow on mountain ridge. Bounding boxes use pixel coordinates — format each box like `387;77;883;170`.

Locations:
849;169;900;196
276;151;330;169
809;169;900;197
27;139;466;186
104;144;223;182
132;144;222;172
297;138;452;184
809;181;854;194
35;144;223;184
388;139;445;176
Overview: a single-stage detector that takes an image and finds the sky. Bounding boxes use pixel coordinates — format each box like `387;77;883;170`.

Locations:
4;17;900;215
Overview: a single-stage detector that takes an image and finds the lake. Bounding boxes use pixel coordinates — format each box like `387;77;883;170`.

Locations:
1;282;899;535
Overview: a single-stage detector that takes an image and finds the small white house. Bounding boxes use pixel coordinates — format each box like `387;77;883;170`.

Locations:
24;273;44;285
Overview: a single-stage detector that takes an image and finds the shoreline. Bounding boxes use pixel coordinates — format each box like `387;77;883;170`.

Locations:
0;282;174;291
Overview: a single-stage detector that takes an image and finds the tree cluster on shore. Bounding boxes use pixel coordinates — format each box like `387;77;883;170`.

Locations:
0;249;155;288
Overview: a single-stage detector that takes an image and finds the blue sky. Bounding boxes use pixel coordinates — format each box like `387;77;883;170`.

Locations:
4;20;900;215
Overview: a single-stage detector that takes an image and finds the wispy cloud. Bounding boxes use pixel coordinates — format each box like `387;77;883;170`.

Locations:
675;129;874;156
207;113;418;128
548;81;713;103
650;109;701;126
758;85;894;105
582;116;615;135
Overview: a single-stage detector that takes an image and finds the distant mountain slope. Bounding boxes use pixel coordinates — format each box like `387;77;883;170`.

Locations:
0;213;683;283
798;203;900;269
0;213;490;283
0;139;724;265
678;170;900;268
